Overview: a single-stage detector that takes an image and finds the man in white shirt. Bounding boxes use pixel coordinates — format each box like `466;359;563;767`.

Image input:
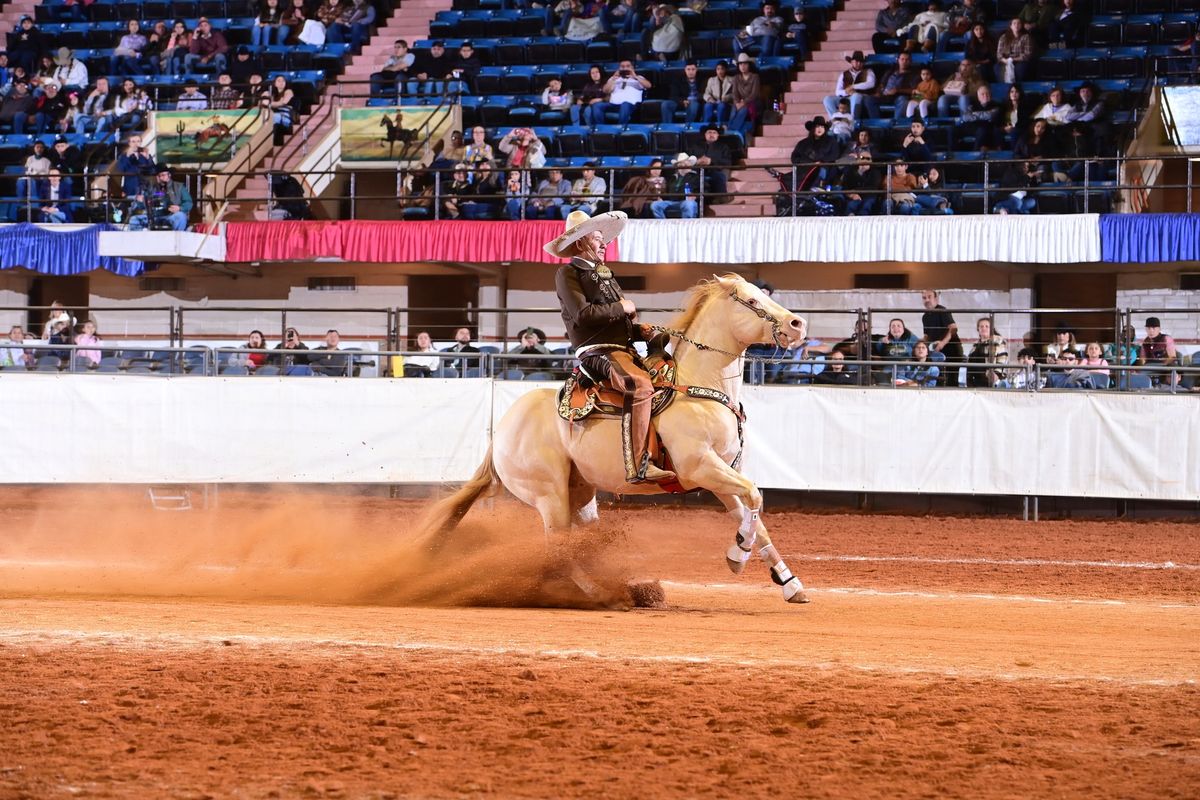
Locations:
595;60;651;125
405;330;442;377
51;47;88;94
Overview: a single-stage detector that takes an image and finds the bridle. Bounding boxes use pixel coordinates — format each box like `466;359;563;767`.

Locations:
648;286;792;357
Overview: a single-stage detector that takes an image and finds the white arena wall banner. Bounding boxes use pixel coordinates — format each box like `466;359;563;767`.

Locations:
619;215;1103;265
1;376;1195;501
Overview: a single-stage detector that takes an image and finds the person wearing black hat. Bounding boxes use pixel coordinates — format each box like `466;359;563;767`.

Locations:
790;115;840;188
1138;317;1178;373
1068;81;1111;156
661;60;704;124
407;40;449;98
822;50;875;120
508;327;553;376
695;123;732;200
128;163;193;231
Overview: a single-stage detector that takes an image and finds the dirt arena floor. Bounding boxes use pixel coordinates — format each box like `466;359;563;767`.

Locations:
1;487;1198;799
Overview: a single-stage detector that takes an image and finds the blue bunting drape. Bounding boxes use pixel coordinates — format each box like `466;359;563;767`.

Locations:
1100;213;1200;263
0;223;143;277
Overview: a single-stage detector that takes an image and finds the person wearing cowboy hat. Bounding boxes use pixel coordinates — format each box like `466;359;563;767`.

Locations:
790;115;840;188
695;123;732;200
128;163;193;231
546;211;676;485
650;153;700;219
822;50;875;121
51;47;88;95
728;52;761;134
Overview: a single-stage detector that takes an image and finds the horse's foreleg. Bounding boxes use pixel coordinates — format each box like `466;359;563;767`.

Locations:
687;455;808;604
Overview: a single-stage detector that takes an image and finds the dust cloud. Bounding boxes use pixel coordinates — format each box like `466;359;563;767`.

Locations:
0;487;640;609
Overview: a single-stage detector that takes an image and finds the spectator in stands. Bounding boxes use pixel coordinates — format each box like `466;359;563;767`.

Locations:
210;73;243;109
555;0;604;41
1014;118;1060;181
509;328;552;375
695;123;732;200
264;74;295;144
0;53;8;94
823;50;875;121
966;317;1007;387
110;19;149;77
897;0;948;54
517;167;571;219
315;0;344;30
962;22;995;80
46;317;73;361
441;327;480;376
870;51;918;120
407;40;450;98
617;158;666;217
176;79;209;111
1000;84;1033;146
785;6;811;64
462;160;504;219
40;303;75;340
791;116;841;187
32;54;57;93
73;319;101;366
915;166;951;214
239;330;268;370
0;325;32;368
701;60;734;126
1009;347;1044;389
601;0;643;36
310;330;350;376
848;127;877;159
405;331;440;377
113;78;151;131
37;169;77;223
936;58;984;117
1104;324;1140;366
873;0;912;53
661;60;704;124
1079;342;1109;383
895;341;940;386
128;163;193;231
32;82;68;134
837;152;882;216
885;159;919;214
596;60;651;125
539;77;573;123
993;159;1038;214
905;66;940;121
268;172;313;220
1069;81;1110;155
1138;317;1178;373
1034;86;1072;137
503;169;527;219
370;40;413;98
463;125;494;165
253;0;290;49
164;22;193;75
48;136;81;190
828;97;854;143
572;64;608;126
11;140;50;220
650;153;701;218
728;53;761;134
560;161;605;218
434;129;466;166
441;163;473;219
143;22;170;76
901;119;933;170
877;318;918;361
498;127;547;170
733;3;784;59
242;74;266;108
186;18;230;74
117;134;155;198
814;349;855;384
920;288;962;382
996;17;1035;84
1047;0;1086;49
644;4;686;61
1017;0;1058;48
273;327;311;372
0;78;36;134
9;17;43;75
445;41;480;95
944;0;987;50
229;46;261;86
960;84;1001;151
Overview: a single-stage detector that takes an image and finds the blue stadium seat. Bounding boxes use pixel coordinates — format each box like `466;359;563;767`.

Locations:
1107;46;1147;79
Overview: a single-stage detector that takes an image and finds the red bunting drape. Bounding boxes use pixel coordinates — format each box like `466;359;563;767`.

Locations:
219;221;618;264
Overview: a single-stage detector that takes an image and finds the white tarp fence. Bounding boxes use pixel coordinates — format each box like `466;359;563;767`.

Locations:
2;376;1195;500
619;215;1103;265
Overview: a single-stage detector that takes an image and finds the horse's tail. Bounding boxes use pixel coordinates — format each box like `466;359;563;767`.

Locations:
413;444;497;548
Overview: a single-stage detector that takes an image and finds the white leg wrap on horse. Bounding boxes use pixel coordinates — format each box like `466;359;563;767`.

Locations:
738;506;760;539
760;543;805;600
725;507;760;568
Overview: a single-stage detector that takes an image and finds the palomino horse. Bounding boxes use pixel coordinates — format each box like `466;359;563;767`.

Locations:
419;274;811;604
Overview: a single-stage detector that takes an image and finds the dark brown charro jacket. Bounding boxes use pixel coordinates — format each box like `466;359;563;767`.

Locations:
555;256;641;350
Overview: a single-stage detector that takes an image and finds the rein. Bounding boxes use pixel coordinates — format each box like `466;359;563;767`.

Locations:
647;286;790;357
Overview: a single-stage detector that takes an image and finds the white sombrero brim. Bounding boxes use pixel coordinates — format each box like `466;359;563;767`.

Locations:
543;211;627;259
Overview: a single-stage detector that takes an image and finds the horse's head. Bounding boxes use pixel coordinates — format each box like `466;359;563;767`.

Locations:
719;275;807;350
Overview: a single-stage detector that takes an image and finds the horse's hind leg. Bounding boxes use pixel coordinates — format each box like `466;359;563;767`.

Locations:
568;463;599;527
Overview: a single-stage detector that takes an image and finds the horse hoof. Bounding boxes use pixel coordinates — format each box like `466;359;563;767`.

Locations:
725;542;751;574
629;580;666;608
782;578;810;604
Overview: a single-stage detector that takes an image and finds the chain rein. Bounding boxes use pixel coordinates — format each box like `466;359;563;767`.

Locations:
646;287;789;358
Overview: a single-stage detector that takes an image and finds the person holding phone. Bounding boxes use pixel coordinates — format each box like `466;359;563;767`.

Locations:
594;59;651;125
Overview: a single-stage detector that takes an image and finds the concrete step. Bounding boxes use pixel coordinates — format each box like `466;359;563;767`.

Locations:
746;145;792;160
708;202;770;217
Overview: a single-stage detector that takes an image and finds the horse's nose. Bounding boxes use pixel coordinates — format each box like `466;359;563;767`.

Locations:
788;318;804;331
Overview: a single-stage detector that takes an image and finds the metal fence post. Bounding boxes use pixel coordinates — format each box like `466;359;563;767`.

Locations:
349;170;356;220
885;163;893;215
982;159;989;214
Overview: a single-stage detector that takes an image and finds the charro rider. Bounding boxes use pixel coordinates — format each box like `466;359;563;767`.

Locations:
544;210;675;485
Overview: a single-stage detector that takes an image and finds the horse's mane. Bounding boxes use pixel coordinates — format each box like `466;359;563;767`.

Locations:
668;274;745;333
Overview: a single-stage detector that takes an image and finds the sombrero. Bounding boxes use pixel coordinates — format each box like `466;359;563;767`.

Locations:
542;210;627;259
